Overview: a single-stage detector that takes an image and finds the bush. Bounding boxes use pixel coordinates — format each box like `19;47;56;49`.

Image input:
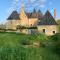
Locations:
37;33;48;42
48;33;60;55
20;39;31;45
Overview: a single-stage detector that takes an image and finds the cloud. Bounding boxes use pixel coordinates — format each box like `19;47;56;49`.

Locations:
29;0;36;3
39;0;46;8
6;0;19;16
40;5;45;8
39;0;46;4
7;7;14;15
28;0;46;8
13;0;19;2
12;0;19;5
7;0;54;14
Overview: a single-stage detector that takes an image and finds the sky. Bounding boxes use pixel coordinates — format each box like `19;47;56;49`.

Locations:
0;0;60;24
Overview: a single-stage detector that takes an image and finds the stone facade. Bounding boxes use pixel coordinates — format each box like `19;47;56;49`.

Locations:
38;25;58;36
6;20;20;30
6;7;58;36
20;8;29;26
29;18;38;27
6;9;38;30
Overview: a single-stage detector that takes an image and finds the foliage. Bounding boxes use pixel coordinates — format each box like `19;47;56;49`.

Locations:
16;25;37;29
17;25;27;29
37;33;48;42
20;39;31;45
48;33;60;55
57;20;60;32
58;25;60;32
57;20;60;24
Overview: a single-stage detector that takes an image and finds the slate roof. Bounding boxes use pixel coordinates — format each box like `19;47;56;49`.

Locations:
31;9;42;18
7;9;43;20
26;12;32;18
7;10;58;25
38;10;58;25
7;11;20;20
26;9;43;19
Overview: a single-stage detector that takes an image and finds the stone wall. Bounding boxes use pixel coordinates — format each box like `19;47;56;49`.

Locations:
37;25;58;36
6;20;20;30
29;18;38;27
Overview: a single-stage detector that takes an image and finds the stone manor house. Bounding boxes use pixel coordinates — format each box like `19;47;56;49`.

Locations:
5;6;58;36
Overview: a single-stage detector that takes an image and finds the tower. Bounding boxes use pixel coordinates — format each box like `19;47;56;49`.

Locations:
20;0;29;26
54;8;56;19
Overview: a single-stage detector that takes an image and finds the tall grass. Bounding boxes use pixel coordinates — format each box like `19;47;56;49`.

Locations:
0;46;60;60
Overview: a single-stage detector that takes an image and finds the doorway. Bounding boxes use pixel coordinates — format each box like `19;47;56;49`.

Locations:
43;29;45;33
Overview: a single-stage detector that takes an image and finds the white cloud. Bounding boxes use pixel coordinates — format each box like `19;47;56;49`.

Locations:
40;5;45;8
13;0;19;2
39;0;46;4
28;0;46;8
29;0;36;3
7;7;14;15
39;0;46;8
12;0;19;5
6;0;19;16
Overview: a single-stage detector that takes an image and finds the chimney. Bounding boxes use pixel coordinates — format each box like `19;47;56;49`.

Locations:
54;8;56;19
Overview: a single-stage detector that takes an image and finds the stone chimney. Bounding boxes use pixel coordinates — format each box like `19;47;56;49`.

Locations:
54;8;56;19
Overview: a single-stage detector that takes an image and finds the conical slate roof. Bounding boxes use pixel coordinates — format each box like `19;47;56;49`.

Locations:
7;9;43;20
7;11;20;20
37;10;43;20
38;10;58;25
31;9;43;18
26;9;43;19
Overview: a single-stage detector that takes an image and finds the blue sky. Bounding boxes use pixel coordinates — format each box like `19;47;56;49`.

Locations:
0;0;60;24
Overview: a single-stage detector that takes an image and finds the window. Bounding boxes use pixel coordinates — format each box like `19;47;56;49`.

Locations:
43;29;45;33
53;31;55;34
31;24;32;26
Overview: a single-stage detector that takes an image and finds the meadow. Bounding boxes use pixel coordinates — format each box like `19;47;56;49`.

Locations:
0;32;60;60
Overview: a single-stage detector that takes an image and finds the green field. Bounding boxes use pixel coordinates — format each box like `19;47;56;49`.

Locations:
0;32;60;60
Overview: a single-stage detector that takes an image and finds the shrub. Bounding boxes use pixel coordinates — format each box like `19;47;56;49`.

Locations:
48;33;60;55
37;33;48;42
20;39;31;45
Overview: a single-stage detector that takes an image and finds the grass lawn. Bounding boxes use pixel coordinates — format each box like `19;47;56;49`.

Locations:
0;32;60;60
0;32;47;47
